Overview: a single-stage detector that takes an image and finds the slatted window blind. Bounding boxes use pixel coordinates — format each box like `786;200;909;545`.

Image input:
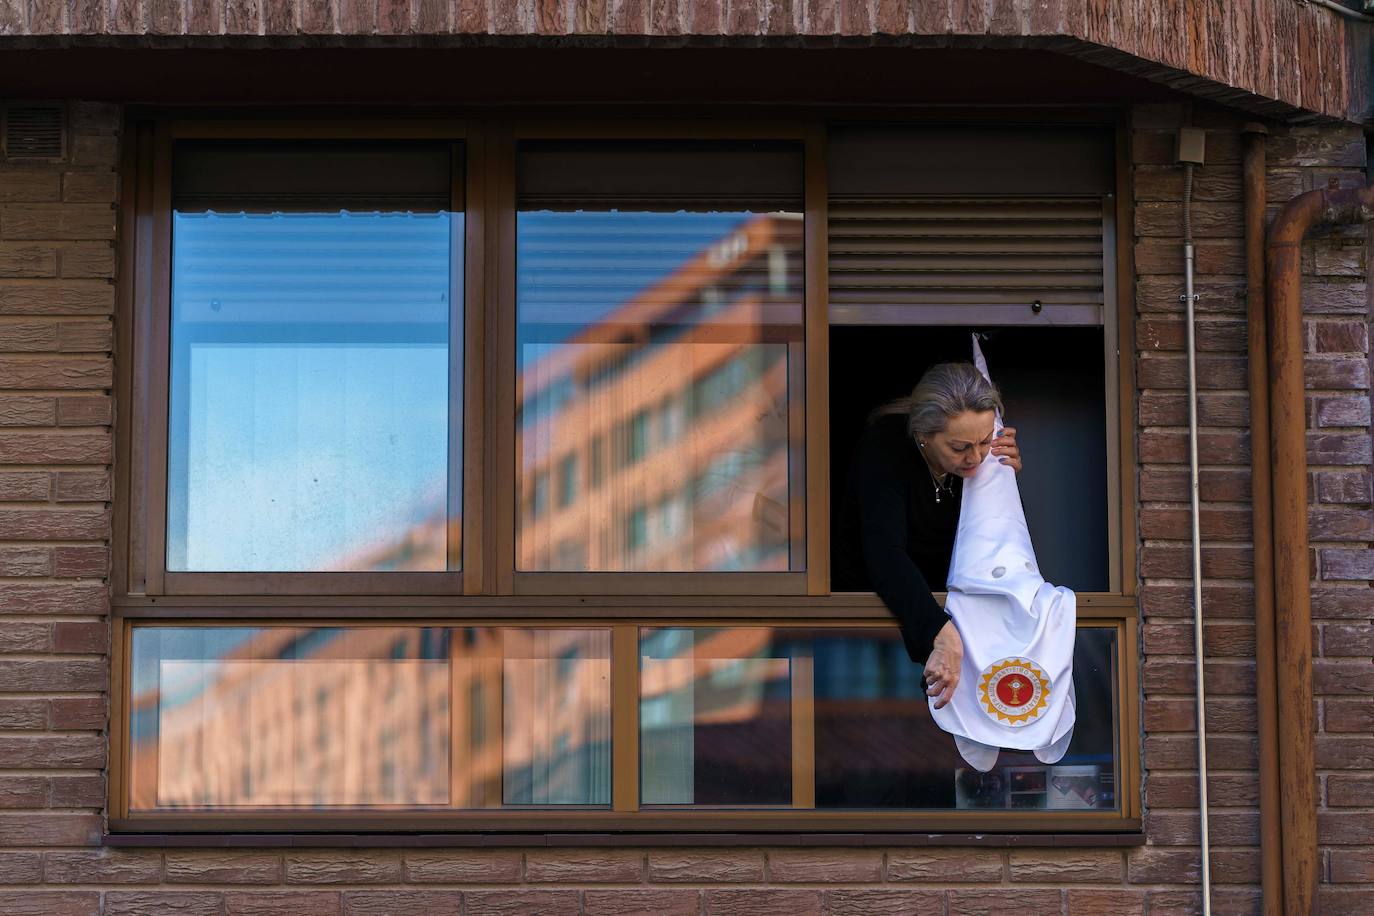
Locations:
826;125;1113;327
828;195;1106;326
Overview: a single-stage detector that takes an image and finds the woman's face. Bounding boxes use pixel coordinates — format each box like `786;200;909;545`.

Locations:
921;409;997;478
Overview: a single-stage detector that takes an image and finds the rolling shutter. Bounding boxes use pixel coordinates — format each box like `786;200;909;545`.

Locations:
828;195;1107;326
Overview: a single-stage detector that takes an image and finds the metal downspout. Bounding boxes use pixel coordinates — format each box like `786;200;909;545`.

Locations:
1241;124;1282;916
1264;183;1374;914
1180;162;1212;916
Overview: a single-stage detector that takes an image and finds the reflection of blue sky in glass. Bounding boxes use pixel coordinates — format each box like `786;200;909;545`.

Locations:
168;209;757;571
167;211;455;572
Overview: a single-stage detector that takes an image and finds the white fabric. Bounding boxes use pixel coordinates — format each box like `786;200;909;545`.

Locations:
928;335;1078;771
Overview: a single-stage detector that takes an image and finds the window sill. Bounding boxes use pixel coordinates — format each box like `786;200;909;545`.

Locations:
104;830;1145;849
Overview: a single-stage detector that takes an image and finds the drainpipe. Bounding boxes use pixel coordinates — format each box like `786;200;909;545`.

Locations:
1176;128;1212;916
1265;182;1374;915
1241;123;1281;916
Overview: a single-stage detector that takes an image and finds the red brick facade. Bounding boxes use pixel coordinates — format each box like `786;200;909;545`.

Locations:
0;96;1371;912
0;102;116;872
1132;103;1374;916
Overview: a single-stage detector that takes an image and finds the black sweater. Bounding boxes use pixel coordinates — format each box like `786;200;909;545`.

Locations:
834;413;961;664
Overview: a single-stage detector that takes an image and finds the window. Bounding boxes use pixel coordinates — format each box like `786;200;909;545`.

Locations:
641;625;1121;810
513;140;805;578
128;626;610;811
557;453;578;509
134;136;467;594
115;118;1138;833
830;325;1110;591
827;125;1121;593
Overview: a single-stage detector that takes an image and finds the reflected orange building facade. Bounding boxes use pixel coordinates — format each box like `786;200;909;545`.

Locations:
516;212;803;572
129;622;1116;812
130;215;808;811
129;627;609;811
337;213;805;573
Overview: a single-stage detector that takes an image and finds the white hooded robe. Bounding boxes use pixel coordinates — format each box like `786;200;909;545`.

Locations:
928;336;1078;772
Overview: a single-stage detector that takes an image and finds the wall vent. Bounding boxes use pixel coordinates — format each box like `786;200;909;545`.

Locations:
3;102;67;160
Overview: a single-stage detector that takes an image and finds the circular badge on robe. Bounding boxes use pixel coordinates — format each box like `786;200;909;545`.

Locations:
978;657;1051;727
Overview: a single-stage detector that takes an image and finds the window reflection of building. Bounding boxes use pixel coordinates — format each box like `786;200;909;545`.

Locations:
130;623;1115;813
638;627;1119;811
129;627;609;811
517;213;804;572
323;212;803;575
640;628;793;806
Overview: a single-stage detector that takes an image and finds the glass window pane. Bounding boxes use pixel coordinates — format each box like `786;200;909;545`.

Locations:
516;141;805;572
812;626;1118;810
501;629;612;805
639;626;1120;810
166;142;460;573
128;626;610;811
640;628;792;805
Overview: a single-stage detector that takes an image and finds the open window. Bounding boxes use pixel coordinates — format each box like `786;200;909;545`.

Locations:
827;125;1121;594
112;116;1138;833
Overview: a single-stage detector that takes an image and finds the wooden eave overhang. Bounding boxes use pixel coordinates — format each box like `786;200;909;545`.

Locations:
0;1;1367;123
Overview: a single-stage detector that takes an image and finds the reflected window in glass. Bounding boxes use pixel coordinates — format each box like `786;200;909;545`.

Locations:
640;625;1119;810
515;141;805;573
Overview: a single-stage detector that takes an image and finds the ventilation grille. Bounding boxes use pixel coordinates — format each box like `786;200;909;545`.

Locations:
828;196;1106;325
3;103;66;160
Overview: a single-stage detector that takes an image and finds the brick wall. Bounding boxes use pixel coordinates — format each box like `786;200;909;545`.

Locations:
0;98;117;873
0;99;1371;914
1132;102;1374;915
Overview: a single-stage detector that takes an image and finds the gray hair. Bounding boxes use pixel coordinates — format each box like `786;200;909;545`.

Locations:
871;361;1004;441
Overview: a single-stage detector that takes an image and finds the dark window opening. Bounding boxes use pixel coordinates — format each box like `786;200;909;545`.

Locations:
829;325;1109;593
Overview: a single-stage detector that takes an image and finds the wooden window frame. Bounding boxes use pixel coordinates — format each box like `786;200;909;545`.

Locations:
494;121;824;596
111;109;1140;835
115;118;486;599
110;613;1137;833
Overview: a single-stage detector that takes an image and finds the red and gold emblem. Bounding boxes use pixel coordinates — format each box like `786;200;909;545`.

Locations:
978;657;1051;726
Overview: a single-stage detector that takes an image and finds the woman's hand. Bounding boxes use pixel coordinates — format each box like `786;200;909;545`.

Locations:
992;426;1021;472
924;621;964;709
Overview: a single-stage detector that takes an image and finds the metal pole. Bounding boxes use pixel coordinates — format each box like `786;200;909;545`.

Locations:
1181;161;1212;916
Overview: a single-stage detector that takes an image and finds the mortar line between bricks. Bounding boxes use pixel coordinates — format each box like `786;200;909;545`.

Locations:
1141;540;1254;547
0;652;109;661
1137;465;1260;476
1143;615;1264;622
0;508;111;517
0;618;109;626
1139;501;1257;509
1142;576;1252;585
0;462;112;469
0;543;112;550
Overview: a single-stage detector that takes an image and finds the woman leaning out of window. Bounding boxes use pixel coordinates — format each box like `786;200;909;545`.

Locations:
834;362;1022;706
